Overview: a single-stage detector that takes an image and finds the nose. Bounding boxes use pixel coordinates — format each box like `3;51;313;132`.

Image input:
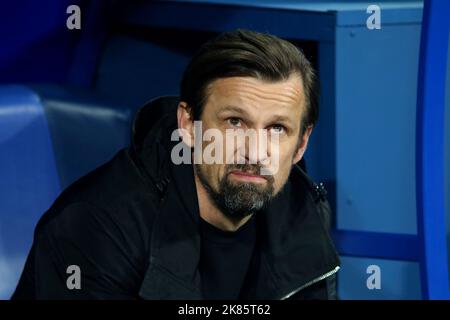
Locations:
236;129;271;166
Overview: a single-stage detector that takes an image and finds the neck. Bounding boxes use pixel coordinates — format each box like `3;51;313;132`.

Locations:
194;172;252;232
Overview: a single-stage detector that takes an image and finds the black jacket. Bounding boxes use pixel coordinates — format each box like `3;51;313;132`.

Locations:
12;96;340;300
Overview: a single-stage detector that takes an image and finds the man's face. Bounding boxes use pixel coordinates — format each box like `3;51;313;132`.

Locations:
180;75;311;218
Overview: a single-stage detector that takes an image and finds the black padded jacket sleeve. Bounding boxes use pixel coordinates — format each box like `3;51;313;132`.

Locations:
12;202;145;300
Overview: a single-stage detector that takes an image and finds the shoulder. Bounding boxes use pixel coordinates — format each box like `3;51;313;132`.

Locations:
31;201;148;298
35;148;161;257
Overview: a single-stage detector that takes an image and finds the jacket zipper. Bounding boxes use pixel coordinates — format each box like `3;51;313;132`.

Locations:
279;266;341;300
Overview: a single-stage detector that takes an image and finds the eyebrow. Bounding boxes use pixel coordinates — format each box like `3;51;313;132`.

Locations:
218;105;297;128
269;114;296;126
217;105;249;117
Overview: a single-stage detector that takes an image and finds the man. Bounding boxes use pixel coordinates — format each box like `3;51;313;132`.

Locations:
12;29;340;300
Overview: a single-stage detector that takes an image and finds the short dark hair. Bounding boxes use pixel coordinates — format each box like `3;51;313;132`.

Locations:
180;29;318;134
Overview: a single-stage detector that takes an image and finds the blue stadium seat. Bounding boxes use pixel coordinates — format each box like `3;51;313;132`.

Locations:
0;85;132;299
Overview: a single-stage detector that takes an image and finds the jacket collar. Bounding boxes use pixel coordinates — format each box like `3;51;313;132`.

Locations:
139;162;203;299
134;97;340;299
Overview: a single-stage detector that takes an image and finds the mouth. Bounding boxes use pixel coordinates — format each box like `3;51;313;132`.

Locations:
228;170;267;183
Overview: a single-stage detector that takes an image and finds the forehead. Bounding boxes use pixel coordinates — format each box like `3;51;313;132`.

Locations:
204;76;305;117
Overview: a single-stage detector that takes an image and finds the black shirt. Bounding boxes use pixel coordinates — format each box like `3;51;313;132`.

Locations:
199;215;256;300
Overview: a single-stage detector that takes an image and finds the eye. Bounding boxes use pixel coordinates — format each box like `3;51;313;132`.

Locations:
227;117;242;127
270;124;286;134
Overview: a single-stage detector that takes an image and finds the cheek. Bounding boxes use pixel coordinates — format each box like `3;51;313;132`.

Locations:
200;163;227;187
271;144;297;190
273;162;292;191
216;164;227;181
268;139;297;167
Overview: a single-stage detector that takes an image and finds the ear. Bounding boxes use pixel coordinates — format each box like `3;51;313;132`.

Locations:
292;126;313;164
177;101;195;148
